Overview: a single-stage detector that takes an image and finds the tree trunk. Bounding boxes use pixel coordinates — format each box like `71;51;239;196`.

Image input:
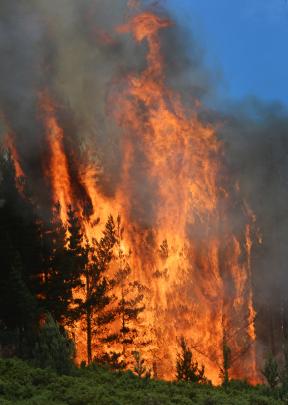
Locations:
87;307;92;364
86;272;92;365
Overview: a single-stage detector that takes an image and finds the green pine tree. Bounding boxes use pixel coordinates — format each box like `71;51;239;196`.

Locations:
262;354;279;389
37;205;83;326
0;153;43;355
33;313;74;374
219;334;231;387
104;216;146;362
79;215;117;364
282;339;288;385
132;350;147;378
176;337;207;383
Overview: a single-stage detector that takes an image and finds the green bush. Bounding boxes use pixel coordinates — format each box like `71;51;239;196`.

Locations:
0;357;286;405
262;355;280;389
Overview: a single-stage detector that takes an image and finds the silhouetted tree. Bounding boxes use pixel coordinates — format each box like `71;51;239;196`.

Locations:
176;337;207;383
113;266;145;358
105;216;145;362
0;154;39;356
35;206;84;326
133;350;147;378
219;334;231;387
262;354;279;389
282;339;288;386
79;215;117;364
94;351;126;371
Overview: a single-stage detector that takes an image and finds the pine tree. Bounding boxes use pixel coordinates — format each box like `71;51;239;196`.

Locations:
219;334;231;387
95;351;126;371
0;154;39;356
67;205;84;257
65;205;87;324
133;350;146;378
105;216;145;362
80;215;117;364
176;337;207;383
280;341;288;393
0;245;37;357
33;313;74;374
37;205;83;326
114;266;145;358
262;354;279;389
66;204;87;284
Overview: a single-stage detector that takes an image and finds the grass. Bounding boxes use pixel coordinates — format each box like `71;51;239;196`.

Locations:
0;358;286;405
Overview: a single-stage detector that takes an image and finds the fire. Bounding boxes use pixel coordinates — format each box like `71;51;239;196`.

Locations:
41;94;74;224
4;9;259;384
5;135;24;179
4;133;25;195
110;12;258;382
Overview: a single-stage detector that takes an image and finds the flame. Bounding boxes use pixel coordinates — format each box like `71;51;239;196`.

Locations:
5;10;260;384
111;11;258;383
5;135;24;179
4;134;25;195
40;94;74;224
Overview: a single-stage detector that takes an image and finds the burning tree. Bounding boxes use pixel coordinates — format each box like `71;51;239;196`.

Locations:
72;215;117;364
176;337;207;384
101;216;147;367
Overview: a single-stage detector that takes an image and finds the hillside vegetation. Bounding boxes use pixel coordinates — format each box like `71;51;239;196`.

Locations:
0;358;285;405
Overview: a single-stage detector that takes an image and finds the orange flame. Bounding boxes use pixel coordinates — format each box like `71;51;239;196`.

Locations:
40;94;73;224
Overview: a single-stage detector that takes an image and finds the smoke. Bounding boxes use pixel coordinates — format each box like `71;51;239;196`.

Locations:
218;100;288;351
196;94;288;355
0;0;213;194
0;1;47;189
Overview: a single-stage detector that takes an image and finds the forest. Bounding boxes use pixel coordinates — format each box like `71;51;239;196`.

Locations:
1;0;288;404
0;148;287;404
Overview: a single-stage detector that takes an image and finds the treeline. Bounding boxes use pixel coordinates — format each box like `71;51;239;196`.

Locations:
0;152;145;370
0;151;216;385
2;151;288;394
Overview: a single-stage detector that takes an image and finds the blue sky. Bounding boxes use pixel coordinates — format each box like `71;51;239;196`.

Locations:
165;0;288;106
